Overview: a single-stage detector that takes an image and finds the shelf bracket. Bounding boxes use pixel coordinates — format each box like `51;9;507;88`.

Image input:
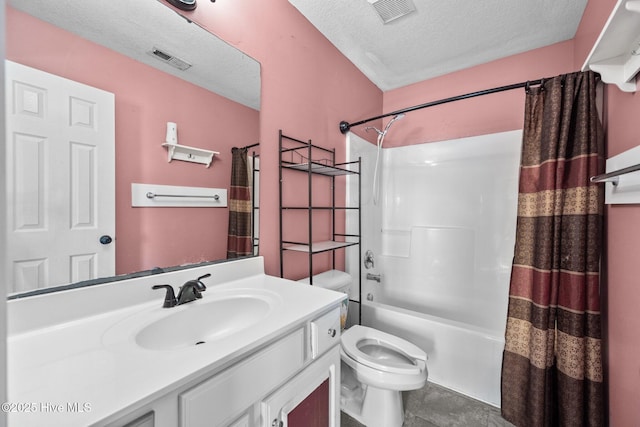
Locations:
582;0;640;92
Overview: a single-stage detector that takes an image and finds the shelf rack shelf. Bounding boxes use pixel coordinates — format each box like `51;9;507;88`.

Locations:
278;130;361;287
283;240;359;253
281;161;357;176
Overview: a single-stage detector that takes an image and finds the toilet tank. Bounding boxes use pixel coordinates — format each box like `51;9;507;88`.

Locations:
299;270;351;331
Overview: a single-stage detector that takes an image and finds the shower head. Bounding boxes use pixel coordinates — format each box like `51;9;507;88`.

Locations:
382;113;405;134
364;113;405;141
390;113;405;123
370;114;405;204
365;126;384;136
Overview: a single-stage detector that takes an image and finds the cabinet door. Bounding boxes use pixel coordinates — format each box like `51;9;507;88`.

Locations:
262;346;340;427
286;378;330;427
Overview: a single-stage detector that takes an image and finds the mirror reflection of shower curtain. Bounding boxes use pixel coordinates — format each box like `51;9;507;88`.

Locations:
226;147;253;258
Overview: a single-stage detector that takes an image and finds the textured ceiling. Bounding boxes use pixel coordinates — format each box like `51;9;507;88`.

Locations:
288;0;589;91
9;0;261;110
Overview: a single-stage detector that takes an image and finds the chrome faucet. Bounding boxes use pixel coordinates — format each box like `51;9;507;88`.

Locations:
152;273;210;308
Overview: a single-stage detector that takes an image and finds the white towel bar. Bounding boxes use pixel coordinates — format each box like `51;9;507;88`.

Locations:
132;183;227;207
590;163;640;185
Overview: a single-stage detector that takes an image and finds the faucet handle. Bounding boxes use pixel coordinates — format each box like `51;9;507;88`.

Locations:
152;284;177;308
176;274;211;305
184;273;210;293
194;273;211;291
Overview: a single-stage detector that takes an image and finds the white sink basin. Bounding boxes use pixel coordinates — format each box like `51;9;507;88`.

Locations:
102;289;281;351
137;295;272;350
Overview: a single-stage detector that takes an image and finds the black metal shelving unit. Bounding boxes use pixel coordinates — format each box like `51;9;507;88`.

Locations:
250;146;260;256
278;130;361;291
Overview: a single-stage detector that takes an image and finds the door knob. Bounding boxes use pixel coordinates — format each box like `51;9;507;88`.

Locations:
99;235;113;245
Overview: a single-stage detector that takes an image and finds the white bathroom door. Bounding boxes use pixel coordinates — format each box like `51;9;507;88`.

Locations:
5;60;116;293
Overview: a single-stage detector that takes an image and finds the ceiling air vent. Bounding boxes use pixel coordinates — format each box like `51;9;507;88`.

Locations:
367;0;416;24
148;47;192;71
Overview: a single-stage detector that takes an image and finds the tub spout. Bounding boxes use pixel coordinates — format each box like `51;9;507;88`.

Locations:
366;273;381;283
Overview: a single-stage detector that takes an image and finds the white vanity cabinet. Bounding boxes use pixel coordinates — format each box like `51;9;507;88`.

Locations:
261;307;342;427
8;258;346;427
107;307;342;427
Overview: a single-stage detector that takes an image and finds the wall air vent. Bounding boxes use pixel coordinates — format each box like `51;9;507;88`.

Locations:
367;0;416;24
148;47;192;71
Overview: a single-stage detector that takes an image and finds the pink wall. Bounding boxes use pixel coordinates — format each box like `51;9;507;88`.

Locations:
163;1;640;422
598;18;640;427
8;0;382;281
7;0;382;281
380;0;640;424
574;1;640;422
169;0;383;280
6;7;260;275
9;0;638;423
380;40;576;147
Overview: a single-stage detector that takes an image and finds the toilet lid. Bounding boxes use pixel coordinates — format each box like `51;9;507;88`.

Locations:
341;325;426;375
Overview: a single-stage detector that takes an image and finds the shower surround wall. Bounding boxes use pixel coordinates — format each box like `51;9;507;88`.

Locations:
346;130;521;406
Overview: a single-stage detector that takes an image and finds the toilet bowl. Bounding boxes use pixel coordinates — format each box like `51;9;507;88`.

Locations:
300;270;428;427
340;325;427;427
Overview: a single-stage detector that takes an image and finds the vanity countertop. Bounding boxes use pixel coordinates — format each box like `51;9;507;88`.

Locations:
7;265;345;426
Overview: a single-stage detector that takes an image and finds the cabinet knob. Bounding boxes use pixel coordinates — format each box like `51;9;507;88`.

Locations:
327;328;337;338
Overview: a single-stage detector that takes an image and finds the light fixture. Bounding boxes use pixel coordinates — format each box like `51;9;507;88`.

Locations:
166;0;197;11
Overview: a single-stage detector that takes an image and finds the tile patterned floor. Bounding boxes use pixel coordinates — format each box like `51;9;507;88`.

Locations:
340;382;516;427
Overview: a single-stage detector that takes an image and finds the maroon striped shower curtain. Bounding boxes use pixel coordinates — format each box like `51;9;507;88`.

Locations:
501;71;604;427
226;147;253;258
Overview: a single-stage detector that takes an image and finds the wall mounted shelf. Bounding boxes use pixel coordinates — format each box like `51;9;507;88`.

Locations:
162;143;219;168
582;0;640;92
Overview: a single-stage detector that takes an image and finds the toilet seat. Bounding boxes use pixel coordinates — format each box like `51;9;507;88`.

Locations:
341;325;426;375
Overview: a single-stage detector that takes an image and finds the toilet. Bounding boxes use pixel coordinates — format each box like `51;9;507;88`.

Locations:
301;270;428;427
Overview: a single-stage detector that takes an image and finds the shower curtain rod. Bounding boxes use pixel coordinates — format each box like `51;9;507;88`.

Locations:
339;77;551;134
237;142;260;150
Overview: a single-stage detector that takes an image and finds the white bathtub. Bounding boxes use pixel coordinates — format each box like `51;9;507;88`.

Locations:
346;130;522;409
361;299;505;407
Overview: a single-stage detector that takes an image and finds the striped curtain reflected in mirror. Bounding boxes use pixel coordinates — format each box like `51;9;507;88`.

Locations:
227;147;253;258
501;71;605;427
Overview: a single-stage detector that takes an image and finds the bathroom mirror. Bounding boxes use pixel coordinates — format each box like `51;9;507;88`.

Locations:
5;0;261;297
